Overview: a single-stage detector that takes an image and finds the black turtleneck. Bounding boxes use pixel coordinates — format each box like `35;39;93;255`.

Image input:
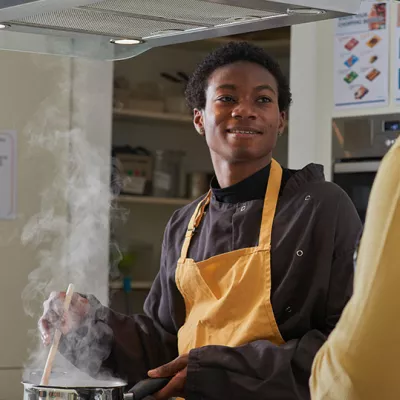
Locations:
210;162;296;203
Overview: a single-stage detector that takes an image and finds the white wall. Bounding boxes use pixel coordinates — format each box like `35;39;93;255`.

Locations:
0;52;113;399
0;51;71;399
289;2;400;179
288;20;334;181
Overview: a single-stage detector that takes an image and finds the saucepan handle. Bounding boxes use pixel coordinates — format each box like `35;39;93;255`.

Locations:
123;377;172;400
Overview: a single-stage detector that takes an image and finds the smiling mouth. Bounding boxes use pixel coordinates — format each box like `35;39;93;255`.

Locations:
226;128;262;135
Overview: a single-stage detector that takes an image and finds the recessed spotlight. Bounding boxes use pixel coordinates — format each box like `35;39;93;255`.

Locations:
0;23;10;29
110;38;142;45
287;8;326;15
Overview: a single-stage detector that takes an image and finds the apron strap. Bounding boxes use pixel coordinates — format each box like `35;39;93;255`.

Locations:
179;190;211;261
179;159;282;259
258;159;283;247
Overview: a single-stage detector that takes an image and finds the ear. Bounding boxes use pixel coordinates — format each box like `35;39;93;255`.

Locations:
278;111;287;135
193;108;205;136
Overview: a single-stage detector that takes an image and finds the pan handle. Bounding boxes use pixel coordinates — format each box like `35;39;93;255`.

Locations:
124;377;172;400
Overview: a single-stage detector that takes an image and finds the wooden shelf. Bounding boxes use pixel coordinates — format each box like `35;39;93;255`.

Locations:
109;280;153;290
117;194;191;206
113;108;193;123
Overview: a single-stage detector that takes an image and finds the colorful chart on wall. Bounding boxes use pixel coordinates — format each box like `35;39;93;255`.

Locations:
334;0;389;110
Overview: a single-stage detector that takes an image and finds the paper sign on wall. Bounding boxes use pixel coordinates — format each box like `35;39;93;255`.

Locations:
394;3;400;103
334;0;389;110
0;131;17;219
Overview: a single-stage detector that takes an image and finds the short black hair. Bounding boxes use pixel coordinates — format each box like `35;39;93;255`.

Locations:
185;41;292;112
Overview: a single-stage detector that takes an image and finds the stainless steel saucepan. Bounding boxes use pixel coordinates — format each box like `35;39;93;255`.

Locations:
23;371;171;400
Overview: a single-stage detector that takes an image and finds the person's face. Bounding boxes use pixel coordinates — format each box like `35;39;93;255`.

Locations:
194;61;286;164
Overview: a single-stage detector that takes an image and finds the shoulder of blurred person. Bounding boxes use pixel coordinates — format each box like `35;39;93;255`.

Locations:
310;137;400;400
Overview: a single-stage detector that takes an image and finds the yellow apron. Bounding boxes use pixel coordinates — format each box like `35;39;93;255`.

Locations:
175;158;285;357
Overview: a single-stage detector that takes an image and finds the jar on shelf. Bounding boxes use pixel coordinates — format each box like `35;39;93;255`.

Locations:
152;150;185;198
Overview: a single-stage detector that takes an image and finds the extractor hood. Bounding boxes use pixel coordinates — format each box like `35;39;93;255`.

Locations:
0;0;361;60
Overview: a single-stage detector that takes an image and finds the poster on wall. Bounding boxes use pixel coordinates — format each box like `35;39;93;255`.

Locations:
0;131;17;220
334;0;389;110
394;3;400;103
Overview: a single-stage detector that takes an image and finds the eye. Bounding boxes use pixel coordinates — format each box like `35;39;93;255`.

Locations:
257;96;272;103
217;95;235;103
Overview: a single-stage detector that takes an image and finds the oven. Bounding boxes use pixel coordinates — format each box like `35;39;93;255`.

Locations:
331;114;399;223
333;158;381;223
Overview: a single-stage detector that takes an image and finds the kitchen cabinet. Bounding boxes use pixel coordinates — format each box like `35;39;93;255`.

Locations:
109;33;291;315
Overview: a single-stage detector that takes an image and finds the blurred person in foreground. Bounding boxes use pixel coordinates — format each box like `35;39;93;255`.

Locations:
310;137;400;399
38;41;362;400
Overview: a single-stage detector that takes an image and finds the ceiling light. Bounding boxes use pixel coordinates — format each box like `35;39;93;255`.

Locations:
110;38;142;45
287;8;326;15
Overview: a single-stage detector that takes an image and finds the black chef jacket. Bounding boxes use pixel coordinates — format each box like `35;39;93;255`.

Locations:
61;162;362;400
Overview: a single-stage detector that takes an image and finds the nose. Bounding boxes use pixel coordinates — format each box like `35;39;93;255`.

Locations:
231;101;257;120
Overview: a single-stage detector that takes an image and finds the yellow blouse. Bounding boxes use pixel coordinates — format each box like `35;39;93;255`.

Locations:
310;137;400;400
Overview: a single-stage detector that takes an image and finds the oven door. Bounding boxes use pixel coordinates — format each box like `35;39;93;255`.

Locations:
333;159;381;223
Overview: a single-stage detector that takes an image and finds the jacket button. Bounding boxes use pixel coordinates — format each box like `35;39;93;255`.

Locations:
240;205;246;211
296;250;304;257
285;306;292;313
305;195;311;201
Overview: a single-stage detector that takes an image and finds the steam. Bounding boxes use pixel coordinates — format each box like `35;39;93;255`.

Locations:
21;61;126;385
22;127;114;309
